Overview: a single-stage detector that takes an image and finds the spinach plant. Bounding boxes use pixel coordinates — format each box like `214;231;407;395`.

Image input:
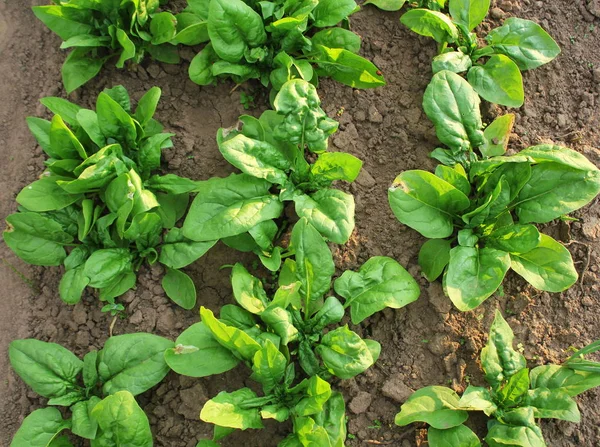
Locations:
9;333;174;447
400;0;560;107
388;71;600;311
395;310;600;447
187;0;386;91
33;0;206;92
182;79;363;271
165;217;420;445
3;86;210;309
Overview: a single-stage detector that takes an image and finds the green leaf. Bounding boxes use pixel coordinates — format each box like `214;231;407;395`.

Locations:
485;407;545;447
388;170;470;239
468;54;524;107
445;246;511;311
207;0;267;63
10;407;70;447
135;87;161;126
290;218;335;316
334;256;420;324
251;340;287;393
16;176;83;212
434;164;471;196
481;114;515;157
364;0;407;11
26;117;52;154
165;322;240;377
317;326;377;379
59;266;90;305
9;339;83;398
83;248;132;289
32;6;93;40
200;307;262;362
183;174;283;242
313;0;357;27
487;224;541;254
418;239;452;282
61;48;106;94
91;391;152;447
98;333;174;396
480;310;527;389
529;364;600;397
423;71;484;152
200;388;264;430
310;152;363;184
218;132;291;185
294;375;333;416
173;13;209;45
99;271;137;303
294;189;355;244
231;263;269;314
189;44;219;85
160;228;216;269
428;425;481;447
49;115;86;159
524;388;580;422
432;51;473;74
510;234;578;292
83;350;98;389
313;391;347;447
497;368;530;406
150;12;178;45
115;28;136;68
294;417;332;446
146;174;200;195
486;18;561;70
71;397;101;439
162;268;197;310
39;97;82;127
311;28;361;53
449;0;490;30
458;386;497;416
400;9;459;43
96;91;137;146
60;34;110;50
315;46;386;89
395;386;468;429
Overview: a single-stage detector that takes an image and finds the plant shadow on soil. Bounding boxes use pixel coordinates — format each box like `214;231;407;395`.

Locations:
1;1;600;446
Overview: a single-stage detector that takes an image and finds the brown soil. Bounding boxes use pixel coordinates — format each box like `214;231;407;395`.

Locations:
1;0;599;446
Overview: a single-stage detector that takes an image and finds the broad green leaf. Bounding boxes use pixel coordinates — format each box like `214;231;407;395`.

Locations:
10;407;70;447
165;322;240;377
83;350;98;389
310;152;363;184
218;132;291;185
364;0;407;11
135;87;161;126
189;44;218;85
9;339;83;398
510;234;578;292
294;376;333;416
71;397;101;439
173;13;209;45
311;28;361;53
231;263;269;314
317;326;377;379
115;28;136;68
395;386;468;429
525;388;580;422
334;256;420;324
76;109;105;147
32;6;93;40
519;145;600;171
83;248;132;289
98;271;137;303
207;0;267;63
530;364;600;397
60;34;110;50
458;386;497;416
26;117;52;154
150;12;178;45
400;9;459;43
445;246;511;311
39;97;82;127
16;176;83;212
294;189;355;244
310;296;345;331
96;92;137;146
4;213;73;266
487;224;541;254
200;307;261;362
428;425;481;447
59;266;90;305
434;164;470;196
183;174;283;242
388;170;470;239
481;114;515;157
61;48;106;94
91;391;152;447
294;417;332;446
432;51;473;74
315;46;386;89
480;310;527;389
160;228;217;269
423;71;484;152
418;239;452;282
468;55;524;107
485;408;546;447
486;18;561;70
260;306;299;345
251;340;287;393
313;391;347;447
449;0;490;30
49;115;86;159
515;162;600;224
162;268;197;310
313;0;356;27
497;368;530;406
290;218;335;315
200;388;264;430
98;333;174;396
